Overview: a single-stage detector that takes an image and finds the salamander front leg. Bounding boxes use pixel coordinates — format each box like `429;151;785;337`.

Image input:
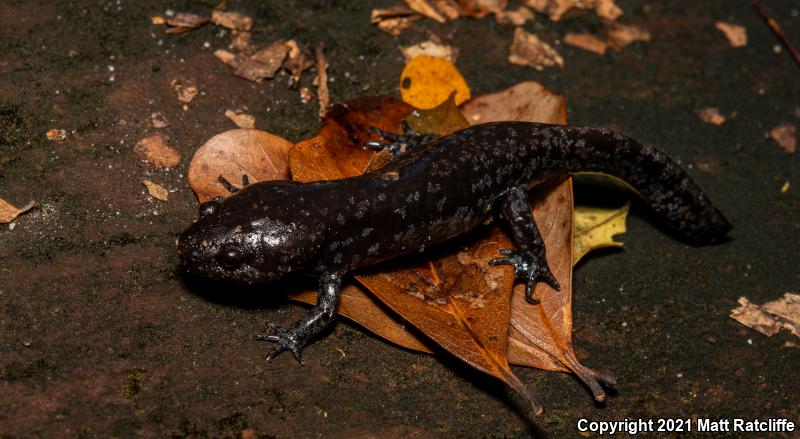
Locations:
365;120;439;155
256;272;341;365
489;186;560;303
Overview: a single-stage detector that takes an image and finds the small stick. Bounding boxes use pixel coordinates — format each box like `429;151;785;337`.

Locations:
753;0;800;67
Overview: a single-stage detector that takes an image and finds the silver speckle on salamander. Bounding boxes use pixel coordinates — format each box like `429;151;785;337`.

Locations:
177;121;731;364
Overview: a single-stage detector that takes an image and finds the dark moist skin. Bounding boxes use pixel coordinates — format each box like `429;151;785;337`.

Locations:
178;121;731;364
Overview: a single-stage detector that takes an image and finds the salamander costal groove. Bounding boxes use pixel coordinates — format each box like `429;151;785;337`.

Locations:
178;121;731;366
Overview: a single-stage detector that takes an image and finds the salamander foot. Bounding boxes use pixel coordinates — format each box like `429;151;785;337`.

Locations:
365;120;438;155
256;324;305;366
489;247;560;303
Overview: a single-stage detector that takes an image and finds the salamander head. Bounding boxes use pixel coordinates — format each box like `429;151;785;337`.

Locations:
178;195;324;284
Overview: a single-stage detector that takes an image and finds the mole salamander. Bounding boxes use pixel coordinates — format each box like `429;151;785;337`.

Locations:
178;121;731;364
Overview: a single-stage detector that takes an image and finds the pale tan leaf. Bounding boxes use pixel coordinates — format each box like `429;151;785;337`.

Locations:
564;32;608;55
715;21;747;48
0;199;34;224
572;204;628;264
142;179;169;201
134;133;181;169
508;27;564;70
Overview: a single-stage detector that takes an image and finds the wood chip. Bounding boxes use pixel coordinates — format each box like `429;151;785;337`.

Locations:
315;43;330;119
142;179;169;201
715;21;747;47
563;32;608;54
696;107;726;126
0;199;34;224
133;133;181;169
224;109;256;128
604;21;651;51
46;129;67;142
400;40;458;62
211;10;253;31
770;123;797;154
508;27;563;70
170;79;198;104
151;112;169;128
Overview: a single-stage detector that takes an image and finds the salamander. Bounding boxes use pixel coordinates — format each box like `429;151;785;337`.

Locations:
177;121;731;363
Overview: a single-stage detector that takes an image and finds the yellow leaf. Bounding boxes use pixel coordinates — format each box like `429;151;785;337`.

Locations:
400;55;470;109
572;203;629;265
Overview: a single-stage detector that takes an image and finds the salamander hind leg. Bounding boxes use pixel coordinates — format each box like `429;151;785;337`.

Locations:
365;120;438;155
489;186;560;303
255;272;341;365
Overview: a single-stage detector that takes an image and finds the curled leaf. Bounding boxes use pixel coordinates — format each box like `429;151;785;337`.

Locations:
188;129;293;202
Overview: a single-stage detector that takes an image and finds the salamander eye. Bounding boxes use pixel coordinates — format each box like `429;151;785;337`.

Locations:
217;246;242;269
199;199;220;217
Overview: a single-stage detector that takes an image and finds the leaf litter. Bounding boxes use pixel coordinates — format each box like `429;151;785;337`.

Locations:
508;27;564;70
134;133;181;169
769;124;796;154
731;293;800;338
0;199;35;224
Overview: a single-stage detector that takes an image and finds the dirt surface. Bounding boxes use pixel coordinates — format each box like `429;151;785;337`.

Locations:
1;1;798;437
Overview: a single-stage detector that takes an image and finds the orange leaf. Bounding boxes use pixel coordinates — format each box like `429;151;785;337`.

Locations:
400;56;471;110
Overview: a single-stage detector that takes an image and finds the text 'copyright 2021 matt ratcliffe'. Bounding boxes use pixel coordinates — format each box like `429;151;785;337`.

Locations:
576;418;796;435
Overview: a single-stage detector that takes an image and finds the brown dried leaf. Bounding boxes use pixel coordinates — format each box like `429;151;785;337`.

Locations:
495;6;535;26
564;32;608;55
0;199;34;224
406;93;470;136
461;81;566;125
289;97;414;182
165;12;209;29
595;0;622;21
715;21;747;48
216;41;289;83
188;129;292;202
315;43;330;119
225;109;256;129
400;40;459;63
696;107;726;126
525;0;593;21
142;179;169;201
508;27;564;70
604;21;651;51
134;133;181;169
371;7;422;36
211;10;253;31
459;0;508;18
770;124;797;154
230;31;252;52
731;293;800;338
404;0;448;23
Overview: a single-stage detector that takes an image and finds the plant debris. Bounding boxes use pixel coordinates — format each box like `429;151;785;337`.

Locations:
495;6;534;26
211;10;253;31
572;204;629;262
753;0;800;67
508;27;564;70
730;293;800;338
46;129;67;142
165;12;209;34
0;199;35;224
224;109;256;128
715;21;747;47
371;7;422;36
526;0;621;22
150;112;169;129
769;124;796;154
563;32;608;55
133;133;181;169
314;43;330;118
188;129;293;202
461;81;566;124
284;40;314;87
400;40;458;62
170;78;198;104
603;21;651;51
696;107;726;126
142;179;169;201
215;40;290;83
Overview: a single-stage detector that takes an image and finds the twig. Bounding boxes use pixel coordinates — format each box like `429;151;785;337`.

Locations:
753;0;800;67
